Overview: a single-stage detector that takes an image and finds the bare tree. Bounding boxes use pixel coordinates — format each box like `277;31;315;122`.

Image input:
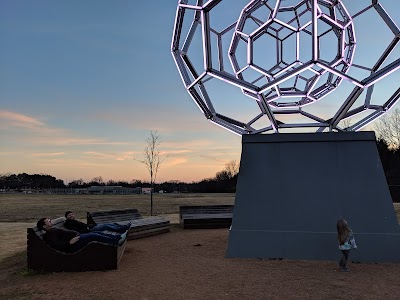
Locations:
374;108;400;150
91;176;103;185
215;160;240;181
340;118;352;130
136;131;167;215
224;160;240;178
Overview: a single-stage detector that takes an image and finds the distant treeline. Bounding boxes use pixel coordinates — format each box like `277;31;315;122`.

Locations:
0;161;239;193
1;141;400;200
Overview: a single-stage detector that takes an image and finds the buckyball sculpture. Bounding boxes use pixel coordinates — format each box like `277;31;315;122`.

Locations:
171;0;400;262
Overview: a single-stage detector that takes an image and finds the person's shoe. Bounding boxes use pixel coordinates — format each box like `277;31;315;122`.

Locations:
340;267;350;272
125;222;132;231
118;232;127;245
119;222;131;233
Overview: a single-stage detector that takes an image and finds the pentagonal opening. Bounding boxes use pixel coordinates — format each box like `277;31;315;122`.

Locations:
229;34;248;73
318;26;340;63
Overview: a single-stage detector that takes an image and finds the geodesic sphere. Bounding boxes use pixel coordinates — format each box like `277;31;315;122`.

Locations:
171;0;400;134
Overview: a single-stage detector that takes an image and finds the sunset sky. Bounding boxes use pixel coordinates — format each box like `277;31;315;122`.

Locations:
1;1;400;184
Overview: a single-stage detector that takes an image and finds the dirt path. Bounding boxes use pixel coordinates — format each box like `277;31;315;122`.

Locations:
1;225;400;300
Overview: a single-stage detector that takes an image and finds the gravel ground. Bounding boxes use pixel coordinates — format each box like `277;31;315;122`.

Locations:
1;225;400;300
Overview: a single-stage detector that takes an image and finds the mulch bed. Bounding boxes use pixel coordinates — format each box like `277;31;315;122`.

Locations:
1;225;399;300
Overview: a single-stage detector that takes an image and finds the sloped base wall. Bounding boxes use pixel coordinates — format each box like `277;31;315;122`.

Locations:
226;132;400;262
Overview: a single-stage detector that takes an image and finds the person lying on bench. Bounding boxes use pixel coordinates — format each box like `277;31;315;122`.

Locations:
37;218;127;252
64;211;131;234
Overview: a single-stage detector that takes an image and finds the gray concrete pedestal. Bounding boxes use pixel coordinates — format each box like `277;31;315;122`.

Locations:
226;132;400;262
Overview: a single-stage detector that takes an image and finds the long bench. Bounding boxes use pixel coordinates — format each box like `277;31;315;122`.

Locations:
27;217;126;272
87;208;170;240
179;205;234;229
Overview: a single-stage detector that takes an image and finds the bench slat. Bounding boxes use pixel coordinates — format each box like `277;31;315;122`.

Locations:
179;205;234;229
87;208;170;240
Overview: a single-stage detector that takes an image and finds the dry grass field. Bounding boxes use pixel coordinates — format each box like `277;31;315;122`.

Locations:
0;193;234;262
1;194;400;300
0;193;235;223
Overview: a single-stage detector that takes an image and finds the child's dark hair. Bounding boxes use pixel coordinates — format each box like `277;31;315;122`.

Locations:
337;218;352;245
37;218;47;230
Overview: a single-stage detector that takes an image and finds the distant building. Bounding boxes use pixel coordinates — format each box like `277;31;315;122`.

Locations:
88;186;142;195
74;188;88;194
142;187;153;194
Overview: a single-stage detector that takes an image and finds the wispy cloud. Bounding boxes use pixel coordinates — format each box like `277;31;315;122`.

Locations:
44;138;130;146
31;152;66;157
0;110;45;129
0;110;131;147
84;151;135;161
164;157;187;166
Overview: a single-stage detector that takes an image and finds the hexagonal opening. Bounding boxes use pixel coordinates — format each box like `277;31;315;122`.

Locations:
281;32;297;65
252;32;280;75
299;27;312;62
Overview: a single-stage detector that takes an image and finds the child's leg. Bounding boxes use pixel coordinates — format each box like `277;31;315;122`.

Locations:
339;250;349;270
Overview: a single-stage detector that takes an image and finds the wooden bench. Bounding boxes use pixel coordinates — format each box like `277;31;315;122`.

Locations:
87;208;170;240
179;205;234;229
27;217;126;272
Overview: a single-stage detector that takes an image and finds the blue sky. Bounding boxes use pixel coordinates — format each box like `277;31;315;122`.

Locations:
1;0;399;183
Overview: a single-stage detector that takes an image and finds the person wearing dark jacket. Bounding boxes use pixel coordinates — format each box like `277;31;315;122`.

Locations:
37;218;127;252
64;211;131;234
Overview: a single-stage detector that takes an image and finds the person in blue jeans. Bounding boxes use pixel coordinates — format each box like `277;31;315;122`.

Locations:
64;211;131;234
37;218;127;253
